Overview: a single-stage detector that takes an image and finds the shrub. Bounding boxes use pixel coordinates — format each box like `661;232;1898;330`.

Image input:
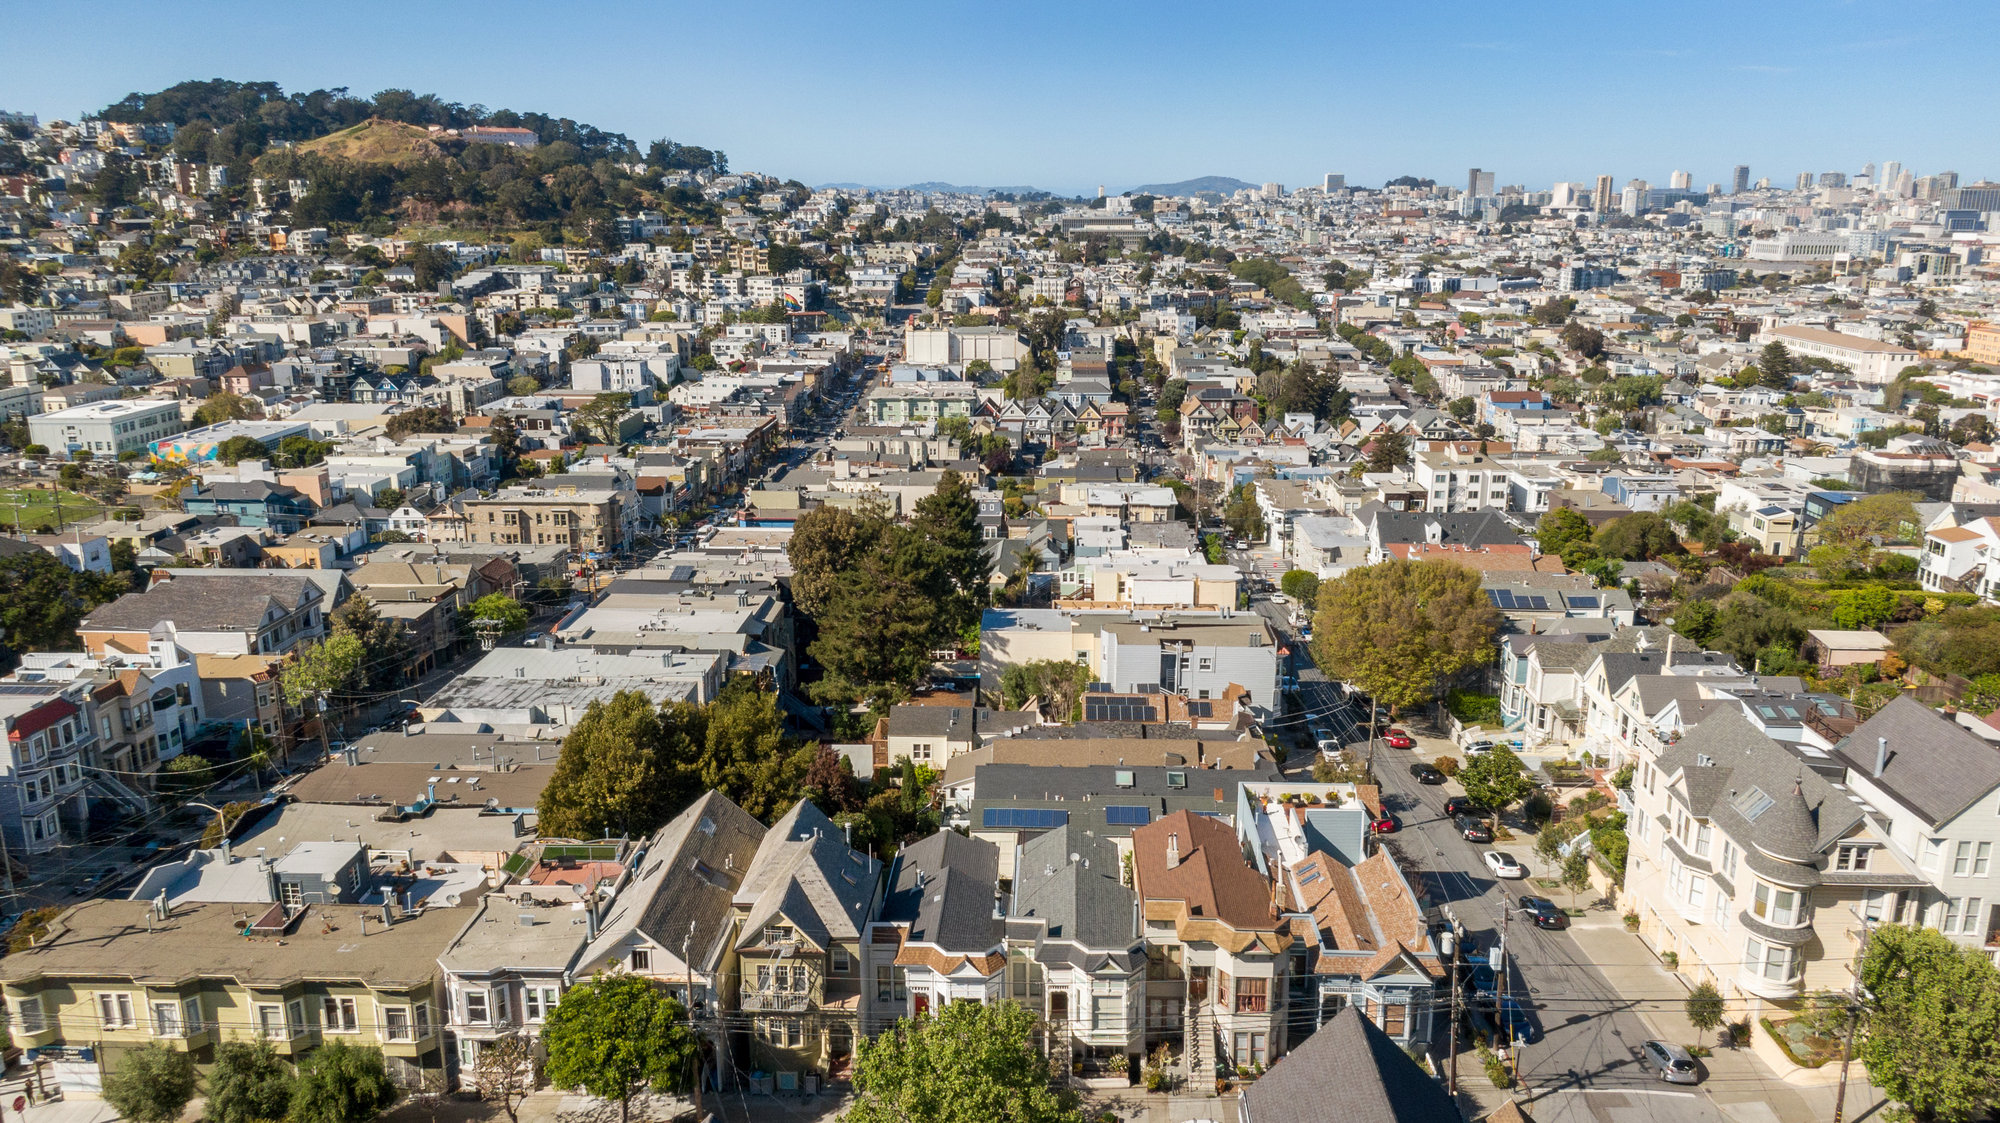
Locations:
1432;755;1460;777
1445;689;1503;726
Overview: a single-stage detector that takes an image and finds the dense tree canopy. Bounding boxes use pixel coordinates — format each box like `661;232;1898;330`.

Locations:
1310;559;1500;715
847;1001;1083;1123
1859;924;2000;1122
543;974;697;1123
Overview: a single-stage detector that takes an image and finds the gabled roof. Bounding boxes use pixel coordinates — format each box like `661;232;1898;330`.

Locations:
1238;1005;1458;1123
1833;695;2000;828
1133;810;1274;934
1010;825;1138;955
881;831;1003;964
580;791;766;974
732;801;879;951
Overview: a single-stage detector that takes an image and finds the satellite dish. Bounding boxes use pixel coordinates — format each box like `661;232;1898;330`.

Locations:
1069;853;1080;863
327;884;342;900
485;797;499;810
571;882;588;896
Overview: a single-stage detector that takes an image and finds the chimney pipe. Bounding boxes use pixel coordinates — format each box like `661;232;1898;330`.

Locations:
1875;736;1889;778
221;837;233;864
1166;833;1181;869
585;904;599;941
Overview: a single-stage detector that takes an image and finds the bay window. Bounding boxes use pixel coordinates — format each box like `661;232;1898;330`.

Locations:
1742;937;1795;983
1752;882;1801;926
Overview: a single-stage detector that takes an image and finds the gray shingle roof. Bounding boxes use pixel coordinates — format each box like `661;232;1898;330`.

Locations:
1238;1005;1456;1123
1662;708;1862;875
731;801;879;952
1011;825;1138;955
81;573;324;632
881;831;1003;953
1832;695;2000;828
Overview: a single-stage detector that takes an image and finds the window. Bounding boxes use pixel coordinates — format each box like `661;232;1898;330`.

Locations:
1235;978;1268;1014
629;948;652;972
287;999;308;1036
1978;842;1993;877
1720;840;1738;879
786;1018;804;1047
1922;838;1944;873
97;992;135;1030
183;997;201;1036
791;965;809;993
323;997;358;1033
831;947;851;974
1712;890;1730;931
257;1004;286;1040
383;1007;412;1042
1383;1003;1407;1036
1955;841;1975;876
14;998;44;1035
1752;883;1800;926
1232;1032;1267;1067
1686;875;1706;912
415;1002;432;1039
1835;845;1872;872
465;990;491;1025
765;924;793;944
757;965;771;992
1693;823;1713;858
1742;938;1794;983
151;1001;182;1037
524;987;558;1022
875;966;907;1003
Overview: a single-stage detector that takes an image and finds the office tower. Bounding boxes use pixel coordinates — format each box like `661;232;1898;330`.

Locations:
1620;182;1643;216
1705;183;1721;197
1669;170;1692;190
1893;169;1915;198
1262;182;1283;199
1818;171;1847;188
1593;174;1615;212
1862;162;1877;182
1939;171;1960;190
1097;185;1105;198
1324;172;1345;191
1550;182;1583;208
1466;168;1494;198
1731;165;1751;194
1756;177;1770;190
1796;172;1813;191
1880;161;1902;191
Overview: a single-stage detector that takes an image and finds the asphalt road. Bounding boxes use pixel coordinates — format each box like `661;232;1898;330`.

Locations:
1249;595;1730;1122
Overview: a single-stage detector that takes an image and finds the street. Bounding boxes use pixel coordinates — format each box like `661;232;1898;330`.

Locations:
1244;592;1874;1123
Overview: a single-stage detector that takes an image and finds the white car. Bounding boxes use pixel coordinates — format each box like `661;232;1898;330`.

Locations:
1483;851;1526;879
1317;738;1344;761
1463;740;1495;758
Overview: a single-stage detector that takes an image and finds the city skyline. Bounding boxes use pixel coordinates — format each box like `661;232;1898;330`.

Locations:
0;0;1995;194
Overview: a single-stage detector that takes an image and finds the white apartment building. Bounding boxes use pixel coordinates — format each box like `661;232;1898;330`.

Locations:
28;399;187;459
1762;326;1921;384
1832;699;2000;960
1414;444;1510;512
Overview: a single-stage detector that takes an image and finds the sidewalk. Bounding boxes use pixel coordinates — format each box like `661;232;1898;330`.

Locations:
1559;913;1889;1123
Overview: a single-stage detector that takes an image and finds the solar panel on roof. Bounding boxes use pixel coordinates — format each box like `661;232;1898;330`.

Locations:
1104;806;1152;826
1525;596;1550;610
1568;595;1598;608
1487;590;1513;609
669;565;696;582
981;807;1070;829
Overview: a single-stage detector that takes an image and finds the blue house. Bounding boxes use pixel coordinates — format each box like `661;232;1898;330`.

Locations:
181;481;319;533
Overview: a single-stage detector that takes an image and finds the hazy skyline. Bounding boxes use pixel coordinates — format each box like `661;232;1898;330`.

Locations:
2;0;1994;194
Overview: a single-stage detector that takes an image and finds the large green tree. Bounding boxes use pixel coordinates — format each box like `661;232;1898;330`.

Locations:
1858;923;2000;1122
1458;745;1534;812
911;468;990;636
0;552;126;672
788;504;890;620
847;1000;1083;1123
206;1040;297;1123
332;596;410;691
100;1043;198;1123
1536;507;1597;565
280;632;366;756
690;675;811;821
290;1040;397;1123
1310;559;1500;715
543;974;697;1123
1594;512;1681;561
537;690;694;839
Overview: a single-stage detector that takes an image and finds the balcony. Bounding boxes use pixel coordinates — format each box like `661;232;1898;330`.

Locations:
740;988;818;1014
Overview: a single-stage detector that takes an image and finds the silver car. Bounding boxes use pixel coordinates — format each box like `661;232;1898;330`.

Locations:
1641;1039;1700;1084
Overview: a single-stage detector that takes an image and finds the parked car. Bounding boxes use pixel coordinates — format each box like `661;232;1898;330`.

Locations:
1317;738;1345;762
1444;796;1487;818
1270;592;1289;605
1456;814;1493;842
1641;1039;1701;1085
1462;739;1495;757
1383;729;1415;749
1483;851;1526;879
1497;996;1538;1045
1370;813;1399;834
1410;763;1447;785
1518;895;1567;930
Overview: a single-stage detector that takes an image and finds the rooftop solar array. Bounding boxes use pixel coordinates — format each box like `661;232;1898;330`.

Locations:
1488;589;1551;611
1084;696;1161;723
1104;805;1153;826
982;807;1071;829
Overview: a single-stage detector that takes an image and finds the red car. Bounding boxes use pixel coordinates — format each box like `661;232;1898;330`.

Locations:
1383;729;1415;749
1370;813;1399;834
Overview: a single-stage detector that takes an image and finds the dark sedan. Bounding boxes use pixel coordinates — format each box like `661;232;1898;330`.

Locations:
1455;813;1493;843
1518;895;1567;930
1444;796;1488;818
1410;763;1446;785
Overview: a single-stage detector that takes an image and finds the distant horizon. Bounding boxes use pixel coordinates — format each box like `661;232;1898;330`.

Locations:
3;0;1994;193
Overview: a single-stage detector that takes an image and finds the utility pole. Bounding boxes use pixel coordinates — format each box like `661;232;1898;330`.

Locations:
1833;907;1873;1123
1445;912;1462;1097
1496;904;1512;1082
685;919;702;1114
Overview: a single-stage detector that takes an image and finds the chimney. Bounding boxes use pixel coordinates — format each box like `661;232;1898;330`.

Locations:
1665;631;1676;665
220;838;233;864
1166;833;1181;869
380;903;393;928
1875;736;1889;778
585;905;599;940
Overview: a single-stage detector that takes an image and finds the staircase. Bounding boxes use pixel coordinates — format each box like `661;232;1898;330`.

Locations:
87;772;152;817
1183;1004;1211;1084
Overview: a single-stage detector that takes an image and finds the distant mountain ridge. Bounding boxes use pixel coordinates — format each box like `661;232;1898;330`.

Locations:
1122;175;1257;197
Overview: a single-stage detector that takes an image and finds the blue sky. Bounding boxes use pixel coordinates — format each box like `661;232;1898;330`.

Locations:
1;0;1993;194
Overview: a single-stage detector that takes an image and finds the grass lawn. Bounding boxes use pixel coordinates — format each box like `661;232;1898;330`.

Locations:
0;487;115;530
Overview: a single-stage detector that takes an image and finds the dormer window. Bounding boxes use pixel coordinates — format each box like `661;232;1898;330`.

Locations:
1834;845;1872;872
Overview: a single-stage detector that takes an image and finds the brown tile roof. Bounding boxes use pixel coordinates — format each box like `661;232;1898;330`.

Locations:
1132;811;1277;947
1295;849;1443;981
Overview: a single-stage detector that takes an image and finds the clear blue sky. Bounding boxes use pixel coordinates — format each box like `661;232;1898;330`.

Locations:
2;0;1993;195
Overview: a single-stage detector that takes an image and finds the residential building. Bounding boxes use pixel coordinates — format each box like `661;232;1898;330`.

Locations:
725;802;882;1087
1762;326;1921;384
1831;699;2000;960
1236;1005;1458;1123
460;475;634;551
1133;810;1294;1078
0;682;94;859
79;573;329;657
27;399;185;460
1005;824;1146;1068
1625;709;1923;1016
